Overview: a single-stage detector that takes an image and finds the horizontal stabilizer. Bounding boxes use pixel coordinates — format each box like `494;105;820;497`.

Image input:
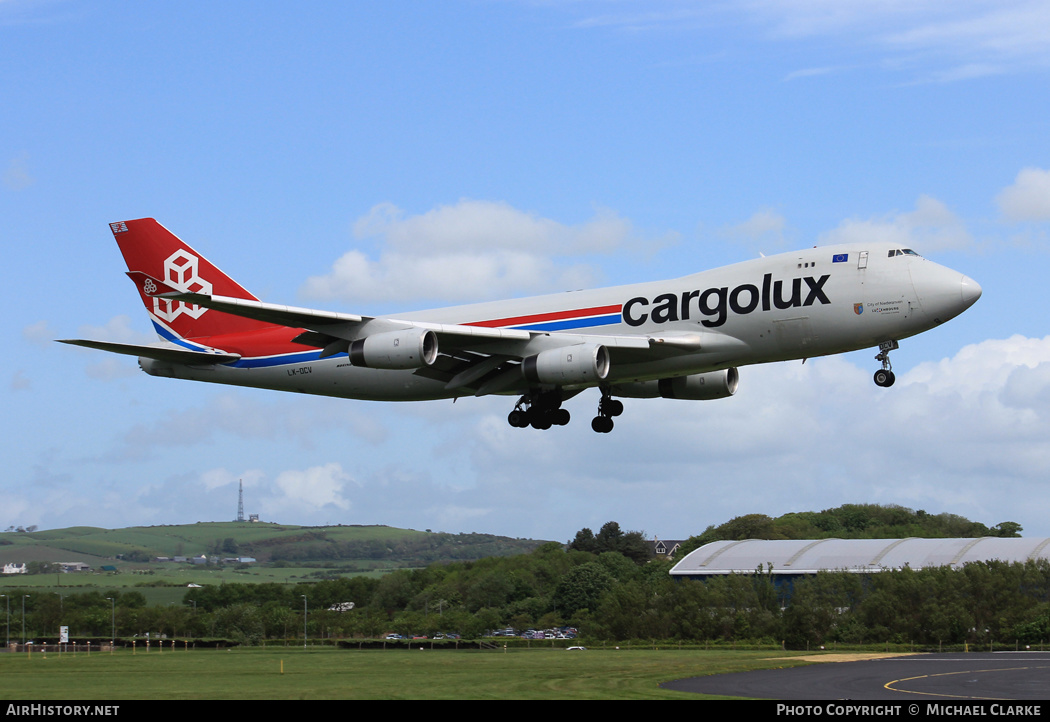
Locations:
57;339;241;365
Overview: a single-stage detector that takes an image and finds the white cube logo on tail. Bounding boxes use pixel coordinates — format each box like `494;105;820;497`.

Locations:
153;250;211;322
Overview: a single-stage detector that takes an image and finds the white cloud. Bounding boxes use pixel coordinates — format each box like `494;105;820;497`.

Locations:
460;333;1050;537
302;200;669;304
75;315;155;345
109;393;388;461
820;194;973;252
996;167;1050;222
199;467;266;492
22;320;55;345
574;2;1050;81
881;2;1050;59
84;357;141;381
719;208;789;253
425;504;493;529
266;463;355;515
3;151;34;191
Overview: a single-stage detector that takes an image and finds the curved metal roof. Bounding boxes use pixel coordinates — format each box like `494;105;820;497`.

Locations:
669;537;1050;577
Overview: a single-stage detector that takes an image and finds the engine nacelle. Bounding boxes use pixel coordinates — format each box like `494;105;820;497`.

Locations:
522;344;610;386
349;329;438;369
612;368;739;400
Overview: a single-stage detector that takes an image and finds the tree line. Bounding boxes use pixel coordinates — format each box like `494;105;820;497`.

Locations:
676;504;1022;559
5;550;1049;649
2;507;1038;649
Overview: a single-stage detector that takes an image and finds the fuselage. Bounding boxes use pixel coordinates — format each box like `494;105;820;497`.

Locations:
140;241;981;401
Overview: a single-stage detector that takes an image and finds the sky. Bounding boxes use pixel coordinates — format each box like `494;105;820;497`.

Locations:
3;0;1049;543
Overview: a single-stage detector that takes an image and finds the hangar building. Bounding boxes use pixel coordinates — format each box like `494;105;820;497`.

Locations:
669;537;1050;583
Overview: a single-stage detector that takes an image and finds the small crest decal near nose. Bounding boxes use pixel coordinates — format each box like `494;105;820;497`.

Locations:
854;303;864;315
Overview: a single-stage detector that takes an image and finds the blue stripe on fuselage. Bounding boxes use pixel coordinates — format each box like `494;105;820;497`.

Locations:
229;350;327;368
510;314;622;332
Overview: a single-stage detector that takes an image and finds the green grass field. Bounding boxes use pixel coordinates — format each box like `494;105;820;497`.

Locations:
0;647;814;700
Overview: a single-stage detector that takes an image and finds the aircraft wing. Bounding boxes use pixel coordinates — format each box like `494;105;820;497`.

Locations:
142;273;745;393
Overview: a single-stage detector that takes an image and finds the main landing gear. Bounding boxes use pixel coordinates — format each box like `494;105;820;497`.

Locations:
506;389;624;432
590;391;623;434
507;391;570;430
873;340;898;388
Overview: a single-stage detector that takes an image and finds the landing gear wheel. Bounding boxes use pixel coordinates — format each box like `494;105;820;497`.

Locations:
592;389;620;432
873;370;896;387
507;391;570;429
873;340;899;389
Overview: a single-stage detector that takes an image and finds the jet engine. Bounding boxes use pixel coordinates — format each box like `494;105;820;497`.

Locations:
349;329;438;369
612;368;739;400
522;344;610;386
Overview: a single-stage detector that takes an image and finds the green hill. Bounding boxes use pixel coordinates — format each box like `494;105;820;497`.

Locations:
0;521;547;570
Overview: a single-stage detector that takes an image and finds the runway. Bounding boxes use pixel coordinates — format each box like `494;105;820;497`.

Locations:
661;652;1050;700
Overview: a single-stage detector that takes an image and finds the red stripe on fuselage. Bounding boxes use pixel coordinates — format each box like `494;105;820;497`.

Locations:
467;304;622;328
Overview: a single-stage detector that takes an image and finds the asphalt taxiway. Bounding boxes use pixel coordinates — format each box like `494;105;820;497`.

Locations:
661;652;1050;699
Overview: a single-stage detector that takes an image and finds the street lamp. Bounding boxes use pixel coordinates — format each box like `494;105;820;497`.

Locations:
1;595;8;650
22;595;30;646
301;595;307;650
105;597;115;648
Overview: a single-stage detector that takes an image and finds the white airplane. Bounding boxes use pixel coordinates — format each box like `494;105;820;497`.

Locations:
61;218;982;433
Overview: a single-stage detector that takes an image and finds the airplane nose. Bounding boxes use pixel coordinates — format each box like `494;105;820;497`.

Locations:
911;263;981;324
960;274;982;310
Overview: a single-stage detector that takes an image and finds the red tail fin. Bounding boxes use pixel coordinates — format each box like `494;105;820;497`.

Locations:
111;218;273;340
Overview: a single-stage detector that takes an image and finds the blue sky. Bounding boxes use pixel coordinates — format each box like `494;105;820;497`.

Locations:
3;1;1049;542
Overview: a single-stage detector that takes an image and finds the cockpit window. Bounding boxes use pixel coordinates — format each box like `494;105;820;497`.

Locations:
902;248;919;256
888;248;922;258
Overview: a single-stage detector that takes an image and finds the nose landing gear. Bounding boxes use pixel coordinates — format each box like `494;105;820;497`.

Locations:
874;340;898;387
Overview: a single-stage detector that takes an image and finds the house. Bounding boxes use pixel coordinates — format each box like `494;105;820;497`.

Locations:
2;563;26;575
651;539;683;558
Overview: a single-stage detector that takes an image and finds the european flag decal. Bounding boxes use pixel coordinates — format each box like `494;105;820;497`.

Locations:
832;253;848;263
